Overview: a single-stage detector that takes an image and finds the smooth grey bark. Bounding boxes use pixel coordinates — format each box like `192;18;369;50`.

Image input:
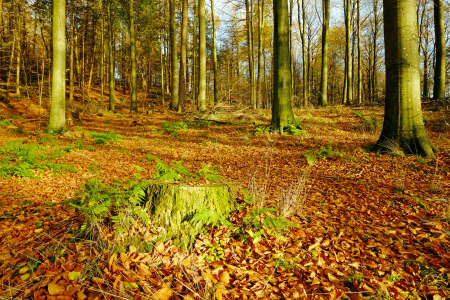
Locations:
271;0;294;131
432;0;445;99
169;0;179;110
48;0;66;132
344;0;352;104
178;0;188;112
70;13;74;104
130;0;138;112
357;0;361;104
257;0;265;109
198;0;206;111
319;0;330;107
191;0;197;111
298;0;307;106
211;0;218;105
375;0;435;158
245;0;256;108
107;0;115;111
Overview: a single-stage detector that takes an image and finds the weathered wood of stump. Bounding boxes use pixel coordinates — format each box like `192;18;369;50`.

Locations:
145;181;236;250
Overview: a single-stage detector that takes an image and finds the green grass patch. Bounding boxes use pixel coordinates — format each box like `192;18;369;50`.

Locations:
88;131;123;145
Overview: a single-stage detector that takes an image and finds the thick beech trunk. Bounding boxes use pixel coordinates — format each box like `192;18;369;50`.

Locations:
319;0;330;107
375;0;435;158
271;0;293;131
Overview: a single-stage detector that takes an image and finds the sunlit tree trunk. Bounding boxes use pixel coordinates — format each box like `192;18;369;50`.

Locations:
319;0;330;106
169;0;179;110
15;11;20;96
107;0;115;111
70;13;74;104
432;0;445;99
257;0;265;109
298;0;307;107
48;0;66;132
211;0;218;105
271;0;293;131
344;0;352;104
372;0;378;104
178;0;188;112
245;0;255;108
130;0;138;112
376;0;435;158
100;16;104;104
357;0;361;104
191;0;197;111
198;0;206;111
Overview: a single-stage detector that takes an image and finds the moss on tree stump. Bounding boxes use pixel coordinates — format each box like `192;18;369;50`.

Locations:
145;181;236;250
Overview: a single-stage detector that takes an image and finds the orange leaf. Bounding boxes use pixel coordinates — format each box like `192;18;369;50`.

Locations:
48;283;65;295
153;287;173;300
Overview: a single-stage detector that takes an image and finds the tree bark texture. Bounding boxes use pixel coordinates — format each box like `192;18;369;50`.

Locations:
376;0;435;158
130;0;138;112
169;0;179;110
319;0;330;107
198;0;207;111
145;182;236;251
178;0;188;113
432;0;445;99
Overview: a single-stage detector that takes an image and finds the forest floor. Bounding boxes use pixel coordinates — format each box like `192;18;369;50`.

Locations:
0;91;449;300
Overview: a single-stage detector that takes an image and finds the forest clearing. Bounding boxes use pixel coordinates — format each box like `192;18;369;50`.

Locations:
0;92;449;300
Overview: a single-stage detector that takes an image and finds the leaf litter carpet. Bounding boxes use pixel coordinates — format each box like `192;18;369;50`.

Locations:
0;106;449;300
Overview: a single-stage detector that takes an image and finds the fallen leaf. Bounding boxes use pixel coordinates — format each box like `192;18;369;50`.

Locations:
48;283;65;295
153;287;173;300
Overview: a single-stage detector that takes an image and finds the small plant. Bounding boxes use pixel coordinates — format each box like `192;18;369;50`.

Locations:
10;126;24;134
203;239;225;263
344;272;364;288
303;145;347;165
88;131;123;145
415;198;427;210
285;119;308;136
387;273;400;282
254;126;270;136
162;121;188;136
0;120;14;127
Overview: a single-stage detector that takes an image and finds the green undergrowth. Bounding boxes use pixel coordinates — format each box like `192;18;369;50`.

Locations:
352;111;380;131
87;131;123;145
161;121;188;136
63;140;97;152
254;119;308;136
0;120;14;128
146;154;223;182
303;144;352;165
0;140;77;178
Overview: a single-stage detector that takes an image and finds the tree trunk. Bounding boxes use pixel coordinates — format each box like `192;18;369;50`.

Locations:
376;0;435;158
101;16;104;104
257;0;265;109
298;0;307;107
357;0;361;104
271;0;293;131
372;0;378;104
48;0;66;132
344;0;352;105
432;0;445;99
245;0;255;109
169;0;179;110
130;0;138;112
319;0;330;107
211;0;219;105
145;182;236;251
107;0;115;111
70;13;74;104
191;0;197;112
198;0;206;111
178;0;188;113
15;12;20;96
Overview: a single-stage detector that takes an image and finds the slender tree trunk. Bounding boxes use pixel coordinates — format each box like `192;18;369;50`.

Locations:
191;0;197;111
101;16;104;104
357;0;361;104
160;35;165;109
87;30;96;99
319;0;330;106
48;0;66;132
16;14;20;96
423;42;429;98
245;0;256;108
271;0;293;131
289;0;294;101
70;13;74;104
372;0;378;103
107;0;115;111
211;0;219;105
257;0;265;109
169;0;179;110
345;0;352;104
198;0;206;111
376;0;435;158
130;0;138;111
178;0;188;112
298;0;307;107
432;0;445;99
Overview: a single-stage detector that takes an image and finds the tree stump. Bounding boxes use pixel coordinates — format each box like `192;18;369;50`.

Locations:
145;181;236;250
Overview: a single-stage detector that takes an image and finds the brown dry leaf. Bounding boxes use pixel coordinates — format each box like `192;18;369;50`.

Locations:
138;263;152;276
48;283;65;295
330;289;345;300
155;241;165;254
91;277;105;284
77;289;87;300
348;261;360;269
219;270;230;284
153;287;173;300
